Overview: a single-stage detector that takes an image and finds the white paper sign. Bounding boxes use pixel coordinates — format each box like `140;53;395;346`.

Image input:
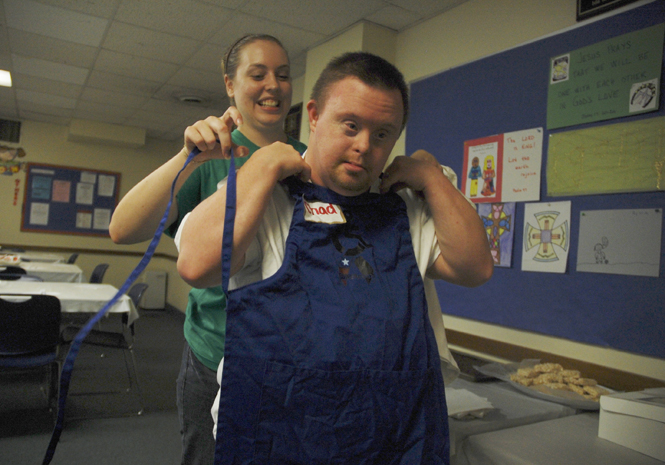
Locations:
29;202;50;225
98;175;116;197
93;208;111;230
502;128;543;202
76;182;94;205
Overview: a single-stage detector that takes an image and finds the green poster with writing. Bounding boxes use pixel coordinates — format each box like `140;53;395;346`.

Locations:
547;22;664;130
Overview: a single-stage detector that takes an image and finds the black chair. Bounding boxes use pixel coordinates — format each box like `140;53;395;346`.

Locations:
89;264;109;283
0;294;62;414
0;266;27;280
61;283;148;416
66;253;79;264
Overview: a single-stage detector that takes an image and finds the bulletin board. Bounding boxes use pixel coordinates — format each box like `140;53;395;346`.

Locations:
21;163;121;237
406;1;665;359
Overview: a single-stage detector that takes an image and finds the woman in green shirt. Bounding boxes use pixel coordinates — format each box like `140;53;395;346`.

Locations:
109;34;306;465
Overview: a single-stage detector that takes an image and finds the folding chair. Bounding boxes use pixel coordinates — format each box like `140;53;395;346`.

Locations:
0;266;27;280
89;264;109;283
0;295;62;415
61;283;148;416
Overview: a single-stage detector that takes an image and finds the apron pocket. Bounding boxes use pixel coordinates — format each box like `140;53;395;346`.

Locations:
253;361;442;464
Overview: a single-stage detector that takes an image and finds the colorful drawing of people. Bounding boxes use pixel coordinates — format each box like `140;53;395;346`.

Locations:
468;156;481;197
481;155;495;197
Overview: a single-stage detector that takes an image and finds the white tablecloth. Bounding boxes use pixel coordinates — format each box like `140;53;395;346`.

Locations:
448;378;578;463
13;252;66;263
21;262;83;283
0;281;139;324
461;412;664;465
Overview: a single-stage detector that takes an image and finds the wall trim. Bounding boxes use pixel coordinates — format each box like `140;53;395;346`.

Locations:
2;244;178;261
446;329;664;392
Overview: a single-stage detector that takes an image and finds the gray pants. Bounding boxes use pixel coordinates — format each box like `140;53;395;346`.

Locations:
176;342;219;465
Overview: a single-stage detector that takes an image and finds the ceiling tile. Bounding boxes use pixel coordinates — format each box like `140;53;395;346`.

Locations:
114;0;233;41
152;83;228;109
8;29;98;68
93;49;179;83
366;5;423;31
239;0;384;35
185;43;226;74
0;108;20;120
4;0;109;47
0;87;17;108
103;22;202;65
78;87;150;109
387;0;467;17
86;70;161;97
18;100;75;117
167;67;224;94
11;55;89;85
17;109;72;126
207;11;327;57
33;0;122;19
16;88;77;109
126;109;188;131
194;0;246;9
74;99;138;121
12;73;82;99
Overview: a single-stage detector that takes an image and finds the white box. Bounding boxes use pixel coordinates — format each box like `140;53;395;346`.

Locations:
598;387;665;461
142;270;167;309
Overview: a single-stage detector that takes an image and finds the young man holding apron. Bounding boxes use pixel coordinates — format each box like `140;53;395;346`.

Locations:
177;52;493;464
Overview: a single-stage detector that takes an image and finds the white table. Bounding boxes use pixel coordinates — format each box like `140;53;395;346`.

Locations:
21;262;84;283
448;378;578;464
0;281;138;324
12;252;66;263
460;412;664;465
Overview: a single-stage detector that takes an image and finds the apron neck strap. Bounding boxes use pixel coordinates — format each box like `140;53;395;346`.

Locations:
221;151;237;293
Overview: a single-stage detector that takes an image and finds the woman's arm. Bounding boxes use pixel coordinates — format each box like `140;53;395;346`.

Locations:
109;108;248;244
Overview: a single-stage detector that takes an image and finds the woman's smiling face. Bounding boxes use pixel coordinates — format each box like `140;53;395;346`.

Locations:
225;40;292;137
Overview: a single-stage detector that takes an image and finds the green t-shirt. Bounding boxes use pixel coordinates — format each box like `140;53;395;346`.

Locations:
168;129;307;370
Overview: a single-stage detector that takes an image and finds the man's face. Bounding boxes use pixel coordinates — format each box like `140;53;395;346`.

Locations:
305;77;403;196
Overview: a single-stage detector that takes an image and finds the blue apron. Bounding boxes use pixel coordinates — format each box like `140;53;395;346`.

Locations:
215;175;449;464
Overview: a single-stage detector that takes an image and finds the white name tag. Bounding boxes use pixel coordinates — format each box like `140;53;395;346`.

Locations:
303;200;346;224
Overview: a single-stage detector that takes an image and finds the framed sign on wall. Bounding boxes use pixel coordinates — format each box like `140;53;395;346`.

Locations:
577;0;641;21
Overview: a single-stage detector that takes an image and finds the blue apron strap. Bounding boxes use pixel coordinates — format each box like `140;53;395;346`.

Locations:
42;147;202;465
214;150;237;465
220;150;236;294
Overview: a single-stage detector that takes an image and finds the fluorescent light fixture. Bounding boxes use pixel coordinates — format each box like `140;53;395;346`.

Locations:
0;70;12;87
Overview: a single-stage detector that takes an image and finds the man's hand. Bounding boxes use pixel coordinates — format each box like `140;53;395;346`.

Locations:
245;142;311;184
379;152;445;195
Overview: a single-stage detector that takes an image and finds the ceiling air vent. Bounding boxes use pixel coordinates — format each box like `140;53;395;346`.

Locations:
0;119;21;143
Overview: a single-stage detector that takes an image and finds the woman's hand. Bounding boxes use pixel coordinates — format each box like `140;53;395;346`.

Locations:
183;107;250;160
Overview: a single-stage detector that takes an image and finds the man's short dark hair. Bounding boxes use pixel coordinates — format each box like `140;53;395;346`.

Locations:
310;52;409;132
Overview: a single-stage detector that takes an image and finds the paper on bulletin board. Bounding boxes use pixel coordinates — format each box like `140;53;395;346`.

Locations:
547;22;664;129
577;208;662;277
522;201;571;273
547;116;665;196
462;128;542;203
478;202;515;268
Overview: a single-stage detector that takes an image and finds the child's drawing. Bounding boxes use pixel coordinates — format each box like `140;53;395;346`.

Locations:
478;202;515;267
577;209;662;277
522;201;571;273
